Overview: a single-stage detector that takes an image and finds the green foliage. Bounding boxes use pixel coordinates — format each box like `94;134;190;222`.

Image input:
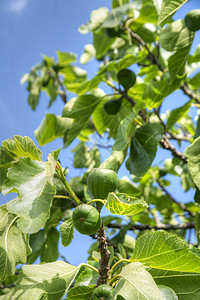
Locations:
1;0;200;298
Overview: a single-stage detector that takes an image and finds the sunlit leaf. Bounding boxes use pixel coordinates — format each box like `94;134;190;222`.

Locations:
158;0;189;26
106;192;148;215
2;135;42;161
2;150;60;233
132;231;200;273
112;262;163;300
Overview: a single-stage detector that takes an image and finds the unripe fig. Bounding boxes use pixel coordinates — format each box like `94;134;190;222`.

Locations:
103;97;122;115
72;204;101;235
185;9;200;31
92;284;113;300
117;69;136;90
87;168;118;199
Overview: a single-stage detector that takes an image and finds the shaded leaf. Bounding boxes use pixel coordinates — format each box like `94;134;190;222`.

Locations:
113;110;138;151
99;51;148;74
27;230;45;264
106;192;148;215
67;285;95;300
128;123;163;177
117;177;141;196
41;228;59;263
0;206;31;280
60;218;74;247
12;261;80;300
186;137;200;191
62;95;101;119
151;268;200;300
35;113;73;146
159;19;194;51
93;29;116;59
0;145;17;191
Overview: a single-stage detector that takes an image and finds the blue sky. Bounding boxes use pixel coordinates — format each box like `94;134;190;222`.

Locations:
0;0;200;265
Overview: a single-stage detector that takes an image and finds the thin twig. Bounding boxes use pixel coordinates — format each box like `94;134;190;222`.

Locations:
160;135;187;163
156;178;194;217
59;253;70;264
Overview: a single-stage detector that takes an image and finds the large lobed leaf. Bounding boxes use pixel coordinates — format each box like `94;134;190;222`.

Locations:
132;231;200;273
0;206;31;281
2;149;60;233
128;123;163;177
113;262;163;300
12;261;80;300
35;113;73;147
159;19;194;52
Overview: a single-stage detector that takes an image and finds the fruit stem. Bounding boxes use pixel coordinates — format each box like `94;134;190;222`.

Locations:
87;199;106;206
56;162;82;206
53;195;71;200
78;263;99;274
109;259;130;277
108;274;120;287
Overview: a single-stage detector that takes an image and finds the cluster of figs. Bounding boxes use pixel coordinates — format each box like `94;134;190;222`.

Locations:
72;168;118;235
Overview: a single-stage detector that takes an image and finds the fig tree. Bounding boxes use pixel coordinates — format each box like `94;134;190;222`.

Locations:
87;168;118;199
72;204;101;235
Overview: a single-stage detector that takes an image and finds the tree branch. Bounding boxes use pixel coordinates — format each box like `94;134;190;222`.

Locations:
127;27;200;104
156;177;194;217
160;135;187;163
97;223;111;286
107;222;194;231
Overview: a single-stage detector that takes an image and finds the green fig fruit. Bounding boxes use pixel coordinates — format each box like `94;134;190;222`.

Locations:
185;9;200;31
72;204;101;235
117;69;136;90
87;168;118;199
92;284;113;300
103;97;122;115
